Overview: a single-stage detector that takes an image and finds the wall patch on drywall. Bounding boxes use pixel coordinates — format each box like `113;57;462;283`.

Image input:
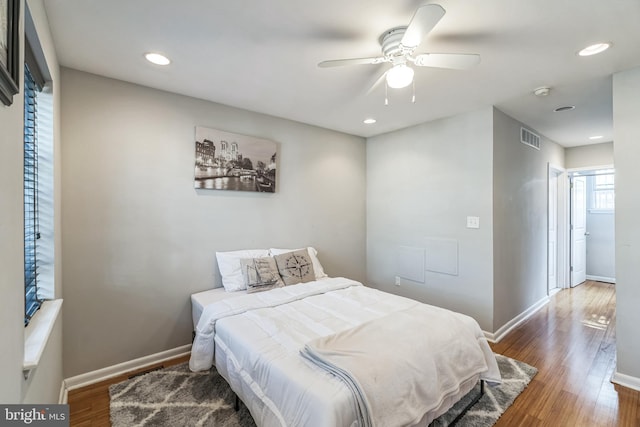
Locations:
425;238;459;276
194;126;277;193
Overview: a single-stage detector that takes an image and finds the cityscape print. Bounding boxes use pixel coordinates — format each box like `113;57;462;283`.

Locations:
194;126;277;193
1;0;8;67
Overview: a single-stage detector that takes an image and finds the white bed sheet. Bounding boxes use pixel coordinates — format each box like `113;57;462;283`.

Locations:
190;277;499;427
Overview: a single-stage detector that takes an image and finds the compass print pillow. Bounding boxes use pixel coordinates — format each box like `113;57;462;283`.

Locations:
274;249;316;285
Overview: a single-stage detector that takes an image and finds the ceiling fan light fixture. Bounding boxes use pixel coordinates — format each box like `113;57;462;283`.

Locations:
386;64;414;89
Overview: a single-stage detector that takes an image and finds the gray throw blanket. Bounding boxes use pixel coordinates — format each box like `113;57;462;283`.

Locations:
300;304;501;427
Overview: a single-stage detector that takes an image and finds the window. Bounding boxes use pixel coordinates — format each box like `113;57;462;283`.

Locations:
22;8;58;373
592;171;615;211
24;35;50;326
24;62;42;326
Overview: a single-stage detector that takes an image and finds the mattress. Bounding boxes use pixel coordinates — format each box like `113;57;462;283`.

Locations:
190;287;246;328
190;277;500;427
190;278;336;327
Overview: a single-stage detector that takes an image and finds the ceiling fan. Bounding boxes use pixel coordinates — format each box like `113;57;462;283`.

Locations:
318;4;480;90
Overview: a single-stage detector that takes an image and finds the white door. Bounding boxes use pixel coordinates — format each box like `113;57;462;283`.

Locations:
571;176;587;287
548;172;558;291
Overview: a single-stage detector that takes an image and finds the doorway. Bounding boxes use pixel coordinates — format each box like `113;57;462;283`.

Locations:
568;167;616;287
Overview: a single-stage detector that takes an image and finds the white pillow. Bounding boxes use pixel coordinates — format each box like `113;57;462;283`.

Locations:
216;249;270;292
269;247;328;280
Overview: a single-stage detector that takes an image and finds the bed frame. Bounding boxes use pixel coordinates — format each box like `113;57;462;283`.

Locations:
445;379;485;426
231;379;485;426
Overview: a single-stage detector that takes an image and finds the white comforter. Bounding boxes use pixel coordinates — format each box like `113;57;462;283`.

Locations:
190;277;500;427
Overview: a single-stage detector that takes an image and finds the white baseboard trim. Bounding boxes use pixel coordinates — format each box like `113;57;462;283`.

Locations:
586;275;616;284
611;371;640;392
484;296;550;343
63;344;192;393
58;380;67;404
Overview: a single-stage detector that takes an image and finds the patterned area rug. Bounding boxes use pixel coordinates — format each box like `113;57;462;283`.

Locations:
109;354;536;426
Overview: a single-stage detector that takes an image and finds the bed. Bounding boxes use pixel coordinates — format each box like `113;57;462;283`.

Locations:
190;272;500;427
191;286;246;329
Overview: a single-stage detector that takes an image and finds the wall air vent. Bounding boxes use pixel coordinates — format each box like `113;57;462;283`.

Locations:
520;127;540;150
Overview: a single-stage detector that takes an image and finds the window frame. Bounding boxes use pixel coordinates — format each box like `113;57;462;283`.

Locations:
590;172;615;213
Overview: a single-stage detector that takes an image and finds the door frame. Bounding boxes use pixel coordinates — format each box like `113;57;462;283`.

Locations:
565;164;615;288
548;163;569;294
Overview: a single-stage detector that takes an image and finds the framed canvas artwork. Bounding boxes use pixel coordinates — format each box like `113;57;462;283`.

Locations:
194;126;277;193
0;0;19;106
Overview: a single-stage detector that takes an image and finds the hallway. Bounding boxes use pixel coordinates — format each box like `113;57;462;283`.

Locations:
491;281;639;426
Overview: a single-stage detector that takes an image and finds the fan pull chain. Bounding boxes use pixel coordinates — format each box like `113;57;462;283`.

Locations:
412;80;416;103
384;80;417;105
385;82;389;106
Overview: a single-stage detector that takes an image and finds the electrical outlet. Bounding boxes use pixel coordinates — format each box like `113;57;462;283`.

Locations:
395;276;401;286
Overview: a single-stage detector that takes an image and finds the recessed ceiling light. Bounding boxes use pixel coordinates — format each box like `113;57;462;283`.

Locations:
145;52;171;65
363;118;376;124
578;43;611;57
554;105;575;112
589;135;603;140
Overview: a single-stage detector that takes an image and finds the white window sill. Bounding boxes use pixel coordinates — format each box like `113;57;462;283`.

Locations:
588;209;614;214
23;299;63;379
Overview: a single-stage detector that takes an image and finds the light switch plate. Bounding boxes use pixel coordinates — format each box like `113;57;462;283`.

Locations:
467;216;480;229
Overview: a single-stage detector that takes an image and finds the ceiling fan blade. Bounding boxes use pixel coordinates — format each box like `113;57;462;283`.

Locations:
318;57;385;68
365;69;389;95
401;4;446;48
413;53;480;69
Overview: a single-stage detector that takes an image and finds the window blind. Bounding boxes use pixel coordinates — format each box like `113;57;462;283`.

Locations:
24;63;41;326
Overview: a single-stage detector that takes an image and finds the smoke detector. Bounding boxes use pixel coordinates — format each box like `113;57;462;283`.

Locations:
533;86;551;97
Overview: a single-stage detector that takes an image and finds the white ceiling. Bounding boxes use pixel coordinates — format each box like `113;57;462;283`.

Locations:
43;0;640;147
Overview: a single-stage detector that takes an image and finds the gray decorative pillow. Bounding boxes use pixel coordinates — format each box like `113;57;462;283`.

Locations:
239;257;284;293
274;249;316;286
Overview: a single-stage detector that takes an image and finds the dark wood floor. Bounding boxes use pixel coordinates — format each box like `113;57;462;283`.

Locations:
491;280;639;427
68;280;639;426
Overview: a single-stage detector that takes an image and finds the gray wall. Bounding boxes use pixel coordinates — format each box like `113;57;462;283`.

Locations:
0;0;63;403
492;109;565;331
565;142;613;169
0;1;26;403
366;107;495;331
60;68;366;376
613;66;640;379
